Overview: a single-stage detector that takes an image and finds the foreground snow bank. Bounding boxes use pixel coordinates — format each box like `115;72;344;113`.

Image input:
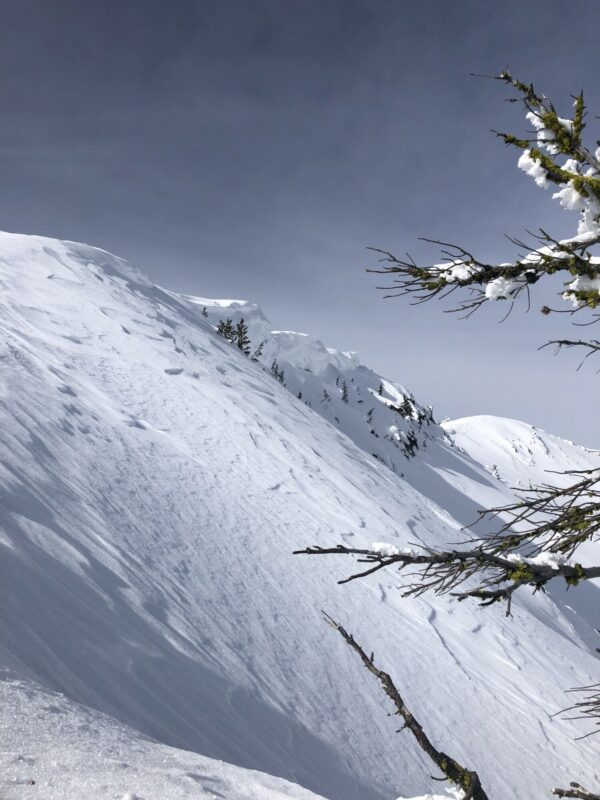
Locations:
0;677;327;800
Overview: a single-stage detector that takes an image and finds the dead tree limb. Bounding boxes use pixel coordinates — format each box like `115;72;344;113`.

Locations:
553;783;600;799
540;339;600;370
322;611;490;800
562;684;600;739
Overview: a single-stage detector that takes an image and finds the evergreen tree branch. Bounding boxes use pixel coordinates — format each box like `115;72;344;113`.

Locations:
302;69;600;798
367;231;600;316
322;67;600;800
495;70;600;174
367;70;600;326
321;612;490;800
476;468;600;558
295;545;600;616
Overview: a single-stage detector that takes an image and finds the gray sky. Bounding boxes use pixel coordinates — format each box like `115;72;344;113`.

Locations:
2;0;600;445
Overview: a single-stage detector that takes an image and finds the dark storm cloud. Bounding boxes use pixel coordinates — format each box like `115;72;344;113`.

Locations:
1;0;599;443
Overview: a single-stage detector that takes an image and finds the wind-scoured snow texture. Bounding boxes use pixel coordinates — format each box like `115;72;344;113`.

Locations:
1;677;327;800
1;232;599;800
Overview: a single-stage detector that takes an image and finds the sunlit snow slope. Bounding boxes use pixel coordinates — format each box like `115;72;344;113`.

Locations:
1;232;599;800
443;416;599;486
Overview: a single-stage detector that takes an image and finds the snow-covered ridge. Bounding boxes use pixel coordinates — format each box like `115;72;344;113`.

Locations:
1;231;599;800
183;296;600;492
182;293;440;465
442;415;600;488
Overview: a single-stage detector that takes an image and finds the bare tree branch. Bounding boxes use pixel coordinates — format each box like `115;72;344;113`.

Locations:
562;684;600;739
321;612;490;800
295;545;600;616
553;783;600;799
540;339;600;369
476;469;600;559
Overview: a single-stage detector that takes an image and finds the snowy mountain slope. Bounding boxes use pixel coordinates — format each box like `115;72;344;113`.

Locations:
186;295;439;464
188;297;600;539
1;676;328;800
442;415;600;489
1;232;599;800
190;298;600;664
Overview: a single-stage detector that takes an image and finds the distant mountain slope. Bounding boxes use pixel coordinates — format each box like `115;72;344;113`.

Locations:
1;232;599;800
442;415;600;488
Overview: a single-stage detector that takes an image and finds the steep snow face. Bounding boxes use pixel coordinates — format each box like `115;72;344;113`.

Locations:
187;298;600;536
1;232;600;800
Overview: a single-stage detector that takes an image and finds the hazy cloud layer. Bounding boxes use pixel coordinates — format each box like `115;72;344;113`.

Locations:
2;0;599;443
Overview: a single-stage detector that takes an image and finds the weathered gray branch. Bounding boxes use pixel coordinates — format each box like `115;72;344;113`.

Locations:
295;544;600;615
563;684;600;739
322;612;490;800
553;783;600;799
541;339;600;369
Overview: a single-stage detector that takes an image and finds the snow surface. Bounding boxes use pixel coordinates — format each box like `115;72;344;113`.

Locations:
1;232;600;799
441;415;600;489
0;676;327;800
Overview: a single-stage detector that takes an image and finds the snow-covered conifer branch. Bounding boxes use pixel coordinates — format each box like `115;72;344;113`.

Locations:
495;70;600;175
369;71;600;324
297;469;600;614
299;69;600;800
